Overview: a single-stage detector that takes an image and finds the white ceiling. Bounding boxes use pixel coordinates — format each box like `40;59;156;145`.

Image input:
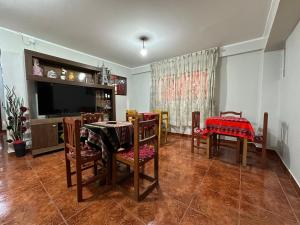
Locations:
0;0;272;67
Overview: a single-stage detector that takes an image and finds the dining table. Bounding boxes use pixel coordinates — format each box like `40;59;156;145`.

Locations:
203;116;255;166
80;121;133;182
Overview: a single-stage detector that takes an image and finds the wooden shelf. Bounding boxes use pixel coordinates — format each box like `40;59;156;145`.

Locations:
25;49;117;156
27;75;114;90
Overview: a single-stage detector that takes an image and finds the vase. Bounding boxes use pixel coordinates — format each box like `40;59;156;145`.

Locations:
13;141;26;157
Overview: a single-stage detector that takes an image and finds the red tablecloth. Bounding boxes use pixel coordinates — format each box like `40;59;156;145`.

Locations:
142;112;158;120
203;116;255;141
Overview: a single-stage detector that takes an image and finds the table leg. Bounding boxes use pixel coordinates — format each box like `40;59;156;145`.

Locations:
242;138;248;166
206;134;211;159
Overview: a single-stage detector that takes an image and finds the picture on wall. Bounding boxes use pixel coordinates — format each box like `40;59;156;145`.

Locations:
109;75;127;95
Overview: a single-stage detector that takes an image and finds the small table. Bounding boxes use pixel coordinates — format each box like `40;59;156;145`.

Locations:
81;121;133;152
204;116;255;166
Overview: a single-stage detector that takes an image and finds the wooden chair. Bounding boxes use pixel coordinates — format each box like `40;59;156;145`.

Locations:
112;115;159;201
191;111;207;153
220;111;242;118
153;110;169;145
81;112;103;125
218;111;243;156
126;109;138;122
63;117;107;202
252;112;268;164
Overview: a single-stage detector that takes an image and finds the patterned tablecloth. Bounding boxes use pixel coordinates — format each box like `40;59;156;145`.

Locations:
80;121;133;152
203;116;255;141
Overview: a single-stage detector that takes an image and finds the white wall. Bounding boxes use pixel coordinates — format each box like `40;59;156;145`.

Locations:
218;50;264;127
128;65;151;112
260;50;283;149
0;27;131;122
277;20;300;185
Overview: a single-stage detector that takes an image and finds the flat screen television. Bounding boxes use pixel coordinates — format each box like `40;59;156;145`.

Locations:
37;82;96;116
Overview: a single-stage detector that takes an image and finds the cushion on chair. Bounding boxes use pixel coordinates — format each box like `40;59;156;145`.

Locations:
68;144;101;160
254;135;263;143
117;144;155;162
194;128;204;135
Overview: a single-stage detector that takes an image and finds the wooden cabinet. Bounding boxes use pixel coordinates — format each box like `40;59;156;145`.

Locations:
31;123;58;149
30;118;66;156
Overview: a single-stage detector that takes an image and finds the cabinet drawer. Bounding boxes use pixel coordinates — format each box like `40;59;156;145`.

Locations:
31;123;58;149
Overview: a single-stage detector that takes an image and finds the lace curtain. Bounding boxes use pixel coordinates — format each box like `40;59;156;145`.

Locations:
150;47;219;132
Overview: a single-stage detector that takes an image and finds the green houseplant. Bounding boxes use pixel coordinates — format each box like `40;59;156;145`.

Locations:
2;86;28;157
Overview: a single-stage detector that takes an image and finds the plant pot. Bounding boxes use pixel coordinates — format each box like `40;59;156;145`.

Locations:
13;141;26;157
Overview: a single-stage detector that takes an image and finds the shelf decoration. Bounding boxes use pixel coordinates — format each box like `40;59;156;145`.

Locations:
60;68;67;80
110;75;127;95
47;70;57;79
32;58;43;76
99;64;110;85
68;72;75;81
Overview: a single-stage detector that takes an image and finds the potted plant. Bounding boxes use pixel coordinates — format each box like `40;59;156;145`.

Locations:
2;86;28;157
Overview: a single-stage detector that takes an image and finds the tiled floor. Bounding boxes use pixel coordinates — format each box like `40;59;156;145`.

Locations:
0;134;299;225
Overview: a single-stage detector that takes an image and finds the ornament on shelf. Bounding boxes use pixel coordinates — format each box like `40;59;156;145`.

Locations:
32;58;43;76
47;70;57;79
68;72;75;81
100;63;110;85
60;68;67;80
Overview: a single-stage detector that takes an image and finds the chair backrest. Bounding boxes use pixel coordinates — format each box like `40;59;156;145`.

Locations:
126;109;138;122
220;111;242;118
63;117;81;159
132;114;159;164
262;112;268;144
81;113;103;125
192;111;201;131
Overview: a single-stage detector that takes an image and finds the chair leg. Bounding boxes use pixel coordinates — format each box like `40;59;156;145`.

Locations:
134;164;140;201
154;147;159;186
197;137;200;147
65;158;72;187
262;144;267;166
236;139;241;163
112;154;117;187
76;163;83;202
191;136;194;153
93;160;98;176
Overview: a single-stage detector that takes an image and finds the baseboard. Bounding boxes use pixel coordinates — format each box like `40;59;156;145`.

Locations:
275;150;300;195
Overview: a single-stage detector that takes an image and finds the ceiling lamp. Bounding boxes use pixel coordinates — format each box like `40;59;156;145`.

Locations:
139;36;148;57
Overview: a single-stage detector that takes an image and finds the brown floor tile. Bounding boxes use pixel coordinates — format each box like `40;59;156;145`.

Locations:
116;190;187;225
0;135;299;225
240;202;298;225
0;185;64;225
66;199;143;225
189;188;239;225
240;184;297;221
180;207;224;225
286;194;300;222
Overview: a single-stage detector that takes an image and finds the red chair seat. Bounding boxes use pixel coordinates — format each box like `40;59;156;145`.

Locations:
117;145;155;162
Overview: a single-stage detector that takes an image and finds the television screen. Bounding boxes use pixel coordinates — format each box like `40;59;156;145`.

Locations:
37;82;96;116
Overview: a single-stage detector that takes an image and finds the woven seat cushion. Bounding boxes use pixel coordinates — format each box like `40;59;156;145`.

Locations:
254;135;263;143
69;144;101;160
194;128;204;134
117;144;155;162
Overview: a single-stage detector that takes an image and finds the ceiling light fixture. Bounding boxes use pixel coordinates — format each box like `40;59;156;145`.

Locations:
139;36;148;57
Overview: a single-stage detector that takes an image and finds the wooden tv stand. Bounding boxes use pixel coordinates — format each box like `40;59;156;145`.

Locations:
30;117;78;156
25;50;116;157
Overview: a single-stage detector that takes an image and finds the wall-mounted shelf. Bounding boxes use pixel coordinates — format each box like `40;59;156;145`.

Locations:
27;75;113;90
